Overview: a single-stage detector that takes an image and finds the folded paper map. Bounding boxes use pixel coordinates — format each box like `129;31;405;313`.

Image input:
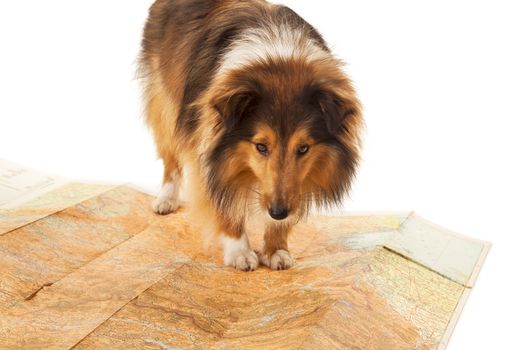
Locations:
0;159;490;349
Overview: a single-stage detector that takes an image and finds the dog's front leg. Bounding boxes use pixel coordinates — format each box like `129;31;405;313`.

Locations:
152;158;182;215
259;223;295;270
221;231;259;272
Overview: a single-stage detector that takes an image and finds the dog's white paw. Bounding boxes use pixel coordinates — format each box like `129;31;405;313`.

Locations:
152;197;180;215
259;249;295;270
222;235;258;272
152;181;180;215
226;249;259;272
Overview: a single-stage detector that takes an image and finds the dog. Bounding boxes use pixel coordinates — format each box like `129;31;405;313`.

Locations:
140;0;363;271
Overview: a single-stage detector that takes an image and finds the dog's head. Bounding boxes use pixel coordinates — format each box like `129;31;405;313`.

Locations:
206;58;362;222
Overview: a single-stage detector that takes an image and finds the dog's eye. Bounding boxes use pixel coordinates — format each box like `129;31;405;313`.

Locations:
256;143;268;155
297;145;310;155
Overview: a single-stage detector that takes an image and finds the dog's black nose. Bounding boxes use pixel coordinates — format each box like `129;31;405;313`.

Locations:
268;207;288;220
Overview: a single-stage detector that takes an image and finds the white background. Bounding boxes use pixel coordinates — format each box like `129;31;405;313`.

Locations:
1;1;524;348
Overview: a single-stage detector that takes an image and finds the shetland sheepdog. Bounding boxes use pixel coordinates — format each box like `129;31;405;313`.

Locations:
140;0;363;271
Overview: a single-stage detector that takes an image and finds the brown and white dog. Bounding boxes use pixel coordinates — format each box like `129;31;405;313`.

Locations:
140;0;363;271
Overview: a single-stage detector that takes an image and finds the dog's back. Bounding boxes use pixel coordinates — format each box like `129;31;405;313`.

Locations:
140;0;330;155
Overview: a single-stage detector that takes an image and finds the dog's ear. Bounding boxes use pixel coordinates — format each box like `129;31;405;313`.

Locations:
310;84;361;135
214;90;258;131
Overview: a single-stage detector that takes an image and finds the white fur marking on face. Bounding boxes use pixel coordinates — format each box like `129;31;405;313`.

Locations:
152;171;181;215
221;234;259;271
219;24;330;74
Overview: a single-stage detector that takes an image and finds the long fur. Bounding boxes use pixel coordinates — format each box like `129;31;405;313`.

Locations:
140;0;363;271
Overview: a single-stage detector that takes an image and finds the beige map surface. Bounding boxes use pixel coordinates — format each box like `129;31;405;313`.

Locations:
0;160;490;349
